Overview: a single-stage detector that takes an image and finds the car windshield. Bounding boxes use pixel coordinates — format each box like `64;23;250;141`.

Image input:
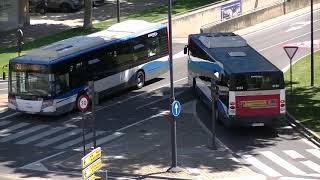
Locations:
10;71;53;96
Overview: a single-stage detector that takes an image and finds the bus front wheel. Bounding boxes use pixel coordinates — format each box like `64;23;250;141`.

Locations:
136;71;145;89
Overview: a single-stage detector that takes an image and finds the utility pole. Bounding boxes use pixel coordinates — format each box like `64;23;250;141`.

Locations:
310;0;314;86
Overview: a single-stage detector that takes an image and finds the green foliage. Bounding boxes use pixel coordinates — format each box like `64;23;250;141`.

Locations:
284;51;320;135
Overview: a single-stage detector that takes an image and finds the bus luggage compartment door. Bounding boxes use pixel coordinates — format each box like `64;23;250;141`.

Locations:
235;94;280;117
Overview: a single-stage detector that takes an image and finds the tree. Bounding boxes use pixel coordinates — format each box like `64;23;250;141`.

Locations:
83;0;93;28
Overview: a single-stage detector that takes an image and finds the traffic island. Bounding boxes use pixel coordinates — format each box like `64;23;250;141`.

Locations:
51;110;258;179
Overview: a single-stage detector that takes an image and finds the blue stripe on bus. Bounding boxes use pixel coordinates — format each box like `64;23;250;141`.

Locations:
189;60;224;74
55;85;86;100
142;59;169;74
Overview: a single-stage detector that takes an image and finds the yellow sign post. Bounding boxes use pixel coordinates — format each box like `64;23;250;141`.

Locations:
82;147;102;168
82;158;102;180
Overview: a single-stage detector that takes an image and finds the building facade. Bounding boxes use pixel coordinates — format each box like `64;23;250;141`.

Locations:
0;0;29;32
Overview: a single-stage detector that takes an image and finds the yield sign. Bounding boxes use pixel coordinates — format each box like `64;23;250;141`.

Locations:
283;46;299;60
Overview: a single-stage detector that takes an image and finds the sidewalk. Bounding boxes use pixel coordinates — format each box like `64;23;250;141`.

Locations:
53;101;260;180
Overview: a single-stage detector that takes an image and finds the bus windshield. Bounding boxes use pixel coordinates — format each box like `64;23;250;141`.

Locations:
10;71;53;96
232;73;284;91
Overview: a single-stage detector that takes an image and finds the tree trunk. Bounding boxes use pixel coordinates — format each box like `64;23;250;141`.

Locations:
83;0;93;28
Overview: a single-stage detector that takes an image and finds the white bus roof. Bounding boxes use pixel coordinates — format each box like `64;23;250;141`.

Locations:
24;20;165;62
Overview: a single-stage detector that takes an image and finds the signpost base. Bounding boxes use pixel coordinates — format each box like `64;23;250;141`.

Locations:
167;166;183;173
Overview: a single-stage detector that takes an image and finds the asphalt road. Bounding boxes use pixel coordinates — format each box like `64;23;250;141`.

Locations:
0;9;319;180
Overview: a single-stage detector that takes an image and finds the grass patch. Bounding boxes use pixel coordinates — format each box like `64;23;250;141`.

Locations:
284;51;320;135
0;0;220;68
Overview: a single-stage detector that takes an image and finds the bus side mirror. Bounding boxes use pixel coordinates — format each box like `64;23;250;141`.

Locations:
184;45;188;54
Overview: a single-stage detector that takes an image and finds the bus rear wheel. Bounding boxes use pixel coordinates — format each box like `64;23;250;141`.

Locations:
136;71;145;89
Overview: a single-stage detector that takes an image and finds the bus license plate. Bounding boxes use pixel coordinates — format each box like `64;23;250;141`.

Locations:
252;123;264;127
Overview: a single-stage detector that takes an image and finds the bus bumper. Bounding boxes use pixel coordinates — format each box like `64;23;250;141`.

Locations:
227;114;286;127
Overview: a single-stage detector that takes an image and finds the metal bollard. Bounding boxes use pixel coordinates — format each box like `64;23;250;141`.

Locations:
2;72;5;80
95;170;107;180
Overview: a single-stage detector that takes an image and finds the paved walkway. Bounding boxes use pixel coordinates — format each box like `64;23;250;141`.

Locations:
53;101;260;180
0;0;173;49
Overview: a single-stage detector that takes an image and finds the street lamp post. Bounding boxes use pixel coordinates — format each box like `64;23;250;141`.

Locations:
310;0;314;86
167;0;182;173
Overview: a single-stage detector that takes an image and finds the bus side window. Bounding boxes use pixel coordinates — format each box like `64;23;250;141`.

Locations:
146;35;160;57
117;42;134;65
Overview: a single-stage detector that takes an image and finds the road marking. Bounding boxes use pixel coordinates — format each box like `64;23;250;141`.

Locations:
300;160;320;173
135;91;183;110
242;8;320;37
0;112;20;120
0;88;7;91
116;110;170;132
35;129;82;147
0;124;48;142
307;149;320;159
243;154;282;177
0;122;29;136
55;131;104;149
260;151;307;175
258;28;320;52
283;150;305;159
16;126;68;145
96;77;188;112
20;151;65;172
74;132;124;151
0;121;10;127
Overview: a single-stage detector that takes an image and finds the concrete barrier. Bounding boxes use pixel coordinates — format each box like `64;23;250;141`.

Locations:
201;0;320;34
163;0;318;38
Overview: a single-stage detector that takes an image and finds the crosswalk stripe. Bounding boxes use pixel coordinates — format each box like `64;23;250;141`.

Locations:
300;160;320;173
307;149;320;159
260;151;307;176
35;129;82;147
283;150;305;159
74;132;124;151
0;125;48;142
0;122;29;136
16;126;68;145
0;121;10;127
243;154;282;177
55;131;104;149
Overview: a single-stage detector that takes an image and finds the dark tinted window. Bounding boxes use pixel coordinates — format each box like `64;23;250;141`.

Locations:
231;73;284;91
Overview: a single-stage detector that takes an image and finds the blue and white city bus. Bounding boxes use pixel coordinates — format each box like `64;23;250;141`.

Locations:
8;20;169;115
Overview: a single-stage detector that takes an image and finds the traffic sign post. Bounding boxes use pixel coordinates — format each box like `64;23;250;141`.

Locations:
81;147;102;180
283;46;299;95
210;78;219;150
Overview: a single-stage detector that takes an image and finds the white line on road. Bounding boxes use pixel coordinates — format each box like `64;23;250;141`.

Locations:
307;149;320;159
301;160;320;173
260;151;307;176
0;88;7;91
283;150;305;159
0;124;48;142
19;151;65;171
96;77;188;112
16;126;68;145
302;138;320;149
243;154;282;177
0;112;20;120
35;129;82;147
0;122;29;136
242;8;320;37
55;131;104;149
116;110;170;132
258;28;320;52
135;91;183;110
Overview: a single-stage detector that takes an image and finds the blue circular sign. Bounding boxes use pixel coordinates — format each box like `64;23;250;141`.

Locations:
171;100;182;117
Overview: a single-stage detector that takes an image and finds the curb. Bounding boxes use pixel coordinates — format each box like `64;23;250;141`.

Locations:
286;113;320;148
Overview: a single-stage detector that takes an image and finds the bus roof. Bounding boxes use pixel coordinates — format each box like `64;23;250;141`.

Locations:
190;33;281;74
11;20;166;65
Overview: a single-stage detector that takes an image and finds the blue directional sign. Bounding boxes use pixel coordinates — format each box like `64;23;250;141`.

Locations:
171;100;182;117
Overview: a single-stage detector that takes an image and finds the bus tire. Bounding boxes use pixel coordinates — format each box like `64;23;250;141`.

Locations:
136;71;145;89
